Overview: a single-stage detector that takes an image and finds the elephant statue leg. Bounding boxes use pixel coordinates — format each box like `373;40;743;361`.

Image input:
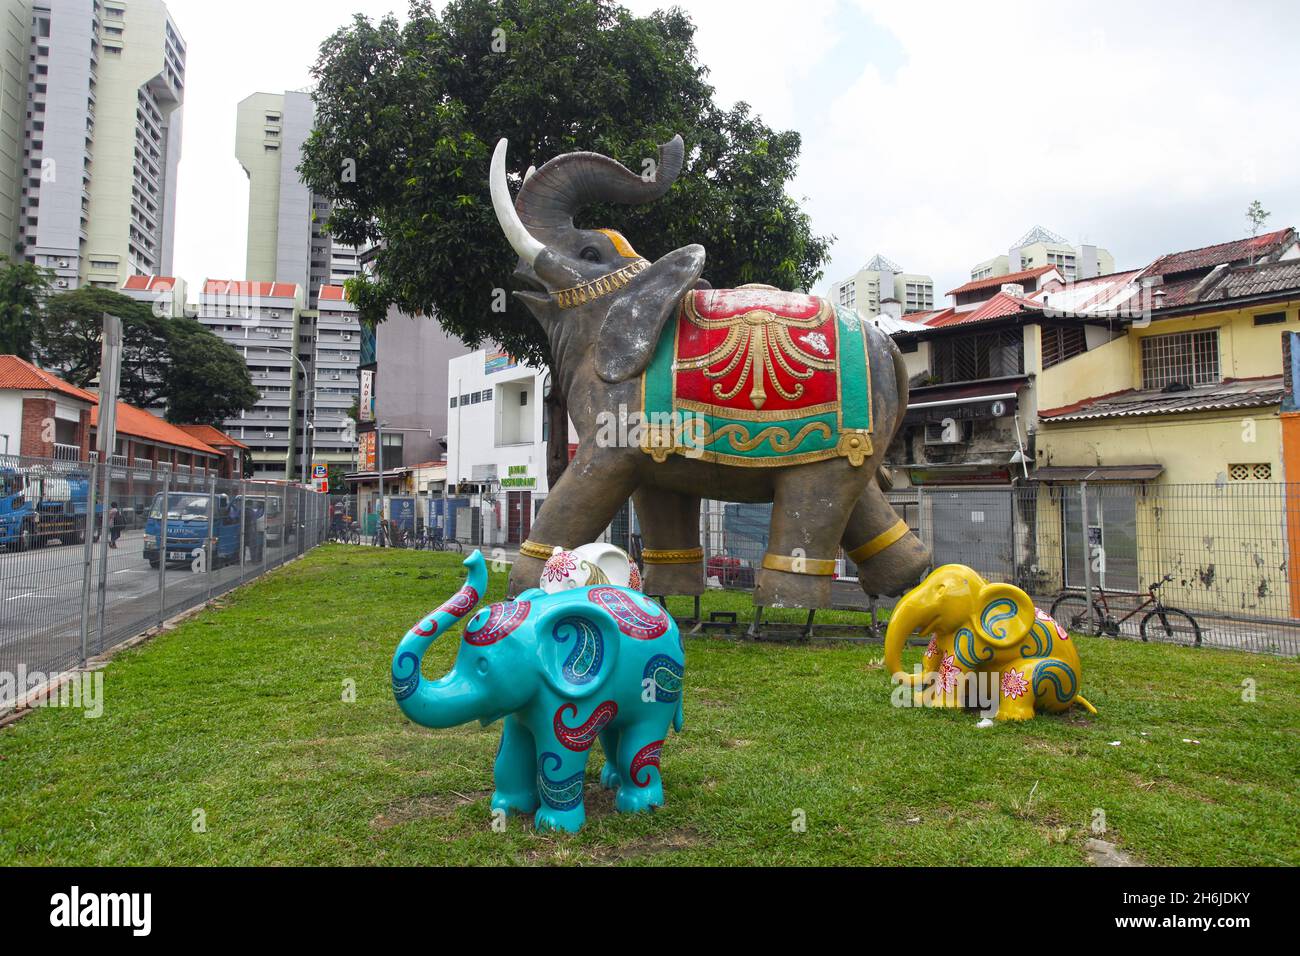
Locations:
598;726;622;790
491;715;540;816
841;483;931;598
508;450;640;596
632;486;703;596
754;461;866;609
533;741;591;833
614;724;667;814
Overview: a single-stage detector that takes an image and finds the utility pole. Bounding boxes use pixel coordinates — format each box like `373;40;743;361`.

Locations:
90;313;123;659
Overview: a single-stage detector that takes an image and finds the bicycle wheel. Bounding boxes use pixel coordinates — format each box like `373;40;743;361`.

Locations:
1140;606;1202;646
449;539;463;554
1049;593;1103;636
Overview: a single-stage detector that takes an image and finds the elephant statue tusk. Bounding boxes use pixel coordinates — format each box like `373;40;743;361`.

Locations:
490;138;545;266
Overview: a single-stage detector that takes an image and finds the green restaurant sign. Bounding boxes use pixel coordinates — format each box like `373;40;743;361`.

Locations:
500;464;537;489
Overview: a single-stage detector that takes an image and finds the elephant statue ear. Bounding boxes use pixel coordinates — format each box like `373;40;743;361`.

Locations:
974;582;1036;648
594;244;705;384
534;603;622;699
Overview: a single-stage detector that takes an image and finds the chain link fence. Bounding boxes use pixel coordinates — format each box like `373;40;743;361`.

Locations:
0;453;329;694
696;482;1299;655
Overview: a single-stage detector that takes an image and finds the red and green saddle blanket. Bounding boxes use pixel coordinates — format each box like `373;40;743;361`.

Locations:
639;286;873;467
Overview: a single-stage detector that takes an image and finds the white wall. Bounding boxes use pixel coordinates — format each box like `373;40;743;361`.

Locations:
445;350;549;492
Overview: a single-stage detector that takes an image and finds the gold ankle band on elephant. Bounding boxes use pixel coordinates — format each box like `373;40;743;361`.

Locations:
519;539;561;561
761;553;838;576
642;547;704;565
847;519;911;564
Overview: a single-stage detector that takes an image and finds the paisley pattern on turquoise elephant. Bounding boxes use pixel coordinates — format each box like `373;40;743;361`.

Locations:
885;564;1097;721
391;551;685;833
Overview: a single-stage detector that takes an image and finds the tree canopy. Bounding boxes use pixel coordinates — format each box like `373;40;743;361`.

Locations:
0;256;53;360
38;286;259;425
300;0;833;370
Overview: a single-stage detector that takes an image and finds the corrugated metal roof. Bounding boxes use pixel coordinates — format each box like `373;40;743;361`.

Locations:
1202;259;1300;301
1146;228;1294;277
947;264;1056;297
1040;376;1284;423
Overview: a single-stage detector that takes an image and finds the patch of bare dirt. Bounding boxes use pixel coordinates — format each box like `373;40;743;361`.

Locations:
370;788;490;830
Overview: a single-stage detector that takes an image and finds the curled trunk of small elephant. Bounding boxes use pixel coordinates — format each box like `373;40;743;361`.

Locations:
391;552;489;727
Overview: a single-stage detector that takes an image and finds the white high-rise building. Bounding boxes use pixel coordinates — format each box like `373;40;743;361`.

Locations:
15;0;184;289
831;254;935;316
197;279;306;480
235;89;360;310
970;225;1115;284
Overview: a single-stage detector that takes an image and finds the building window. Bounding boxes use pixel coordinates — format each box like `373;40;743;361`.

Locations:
1041;325;1087;369
1253;311;1286;326
449;396;456;408
1140;329;1220;390
929;328;1024;384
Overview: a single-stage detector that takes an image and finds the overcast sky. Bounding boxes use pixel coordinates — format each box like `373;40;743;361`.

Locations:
168;0;1300;305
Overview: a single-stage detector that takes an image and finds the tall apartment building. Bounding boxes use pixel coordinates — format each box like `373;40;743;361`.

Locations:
831;254;935;316
235;89;359;309
311;284;362;472
0;1;28;255
197;280;306;480
11;0;184;288
970;225;1114;284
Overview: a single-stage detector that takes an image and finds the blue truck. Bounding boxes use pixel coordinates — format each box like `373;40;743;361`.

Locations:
143;491;265;569
0;467;95;550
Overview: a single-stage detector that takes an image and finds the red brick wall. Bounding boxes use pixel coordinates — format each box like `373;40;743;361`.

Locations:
21;398;55;458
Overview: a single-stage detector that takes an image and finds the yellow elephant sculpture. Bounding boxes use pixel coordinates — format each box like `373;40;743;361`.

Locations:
884;564;1097;721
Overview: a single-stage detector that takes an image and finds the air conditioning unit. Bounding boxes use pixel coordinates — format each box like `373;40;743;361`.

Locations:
56;278;68;287
270;330;279;338
57;258;69;268
924;419;971;446
330;372;340;380
342;332;352;341
264;431;274;438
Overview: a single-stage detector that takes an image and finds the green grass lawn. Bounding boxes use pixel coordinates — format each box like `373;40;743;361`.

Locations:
2;545;1297;866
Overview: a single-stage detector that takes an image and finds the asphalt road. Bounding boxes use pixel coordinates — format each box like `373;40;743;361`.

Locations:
0;527;306;675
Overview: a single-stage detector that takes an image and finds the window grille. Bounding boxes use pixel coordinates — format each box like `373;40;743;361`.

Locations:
1140;329;1219;390
930;328;1024;384
1041;325;1087;369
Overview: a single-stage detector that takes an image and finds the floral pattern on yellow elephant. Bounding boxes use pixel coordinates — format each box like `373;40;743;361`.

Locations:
885;564;1098;721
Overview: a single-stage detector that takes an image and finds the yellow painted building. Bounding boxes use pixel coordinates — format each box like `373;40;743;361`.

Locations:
1033;247;1299;625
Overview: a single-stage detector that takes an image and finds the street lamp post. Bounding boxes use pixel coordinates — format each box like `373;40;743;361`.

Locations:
263;346;312;486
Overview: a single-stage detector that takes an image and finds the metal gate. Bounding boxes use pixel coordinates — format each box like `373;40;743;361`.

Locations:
928;488;1014;581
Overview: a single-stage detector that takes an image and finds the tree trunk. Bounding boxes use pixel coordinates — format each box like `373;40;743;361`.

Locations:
545;375;569;491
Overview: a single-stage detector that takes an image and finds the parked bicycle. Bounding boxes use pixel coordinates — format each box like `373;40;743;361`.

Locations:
415;526;462;553
1050;573;1202;645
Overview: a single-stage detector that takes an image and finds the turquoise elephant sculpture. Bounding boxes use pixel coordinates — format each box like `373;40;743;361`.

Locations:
391;550;685;833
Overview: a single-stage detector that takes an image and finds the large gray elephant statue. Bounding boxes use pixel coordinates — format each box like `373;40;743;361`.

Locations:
491;135;930;609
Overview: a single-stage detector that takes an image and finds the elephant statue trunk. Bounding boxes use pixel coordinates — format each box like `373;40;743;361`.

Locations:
883;588;934;689
391;552;490;728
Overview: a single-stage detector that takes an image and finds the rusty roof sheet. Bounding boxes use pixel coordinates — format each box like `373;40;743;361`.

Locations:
1146;228;1294;277
1201;258;1300;301
1040;376;1284;423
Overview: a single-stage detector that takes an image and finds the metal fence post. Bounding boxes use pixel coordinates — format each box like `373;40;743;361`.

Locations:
206;474;217;601
237;478;246;582
1079;480;1093;626
77;459;99;665
157;469;170;625
280;486;289;566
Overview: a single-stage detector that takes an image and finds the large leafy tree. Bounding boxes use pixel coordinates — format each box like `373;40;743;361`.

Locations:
38;287;259;425
0;257;53;360
301;0;831;484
